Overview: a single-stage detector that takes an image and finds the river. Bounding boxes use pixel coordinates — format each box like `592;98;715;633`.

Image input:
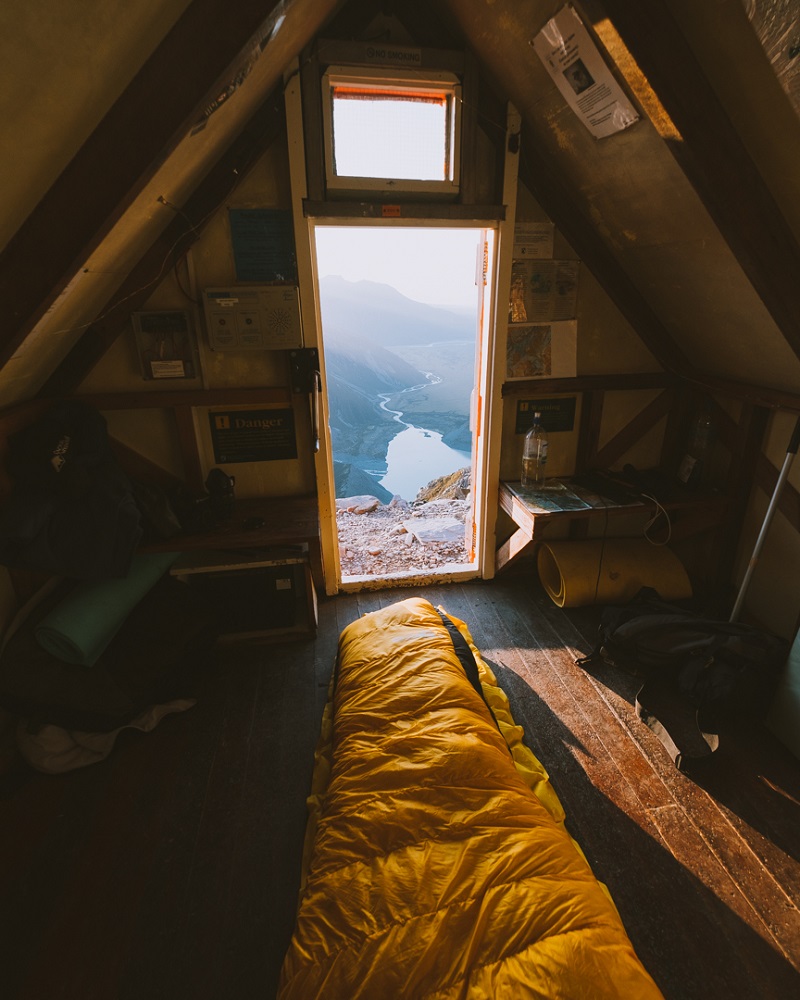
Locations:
375;372;471;501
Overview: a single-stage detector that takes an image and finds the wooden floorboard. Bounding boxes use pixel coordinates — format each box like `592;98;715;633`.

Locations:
1;576;799;999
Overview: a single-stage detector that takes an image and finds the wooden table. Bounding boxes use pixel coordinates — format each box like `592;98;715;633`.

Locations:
496;478;730;575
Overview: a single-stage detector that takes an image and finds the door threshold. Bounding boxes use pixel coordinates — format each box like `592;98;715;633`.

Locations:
338;565;479;592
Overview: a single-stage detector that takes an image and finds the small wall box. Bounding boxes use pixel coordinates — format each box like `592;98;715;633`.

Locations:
170;549;317;643
202;285;303;351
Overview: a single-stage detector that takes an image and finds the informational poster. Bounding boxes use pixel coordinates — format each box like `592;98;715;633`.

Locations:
509;259;579;323
228;209;297;283
506;320;577;380
513;222;555;259
209;408;297;464
532;5;639;138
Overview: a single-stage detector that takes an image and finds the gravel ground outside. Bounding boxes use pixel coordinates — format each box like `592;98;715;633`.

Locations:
336;496;472;579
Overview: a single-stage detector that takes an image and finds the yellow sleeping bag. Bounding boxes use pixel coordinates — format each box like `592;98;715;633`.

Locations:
279;597;663;999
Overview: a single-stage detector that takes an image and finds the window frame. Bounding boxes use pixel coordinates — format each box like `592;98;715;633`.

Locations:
321;66;462;197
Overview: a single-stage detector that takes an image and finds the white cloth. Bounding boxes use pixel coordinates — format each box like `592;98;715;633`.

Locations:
16;698;196;773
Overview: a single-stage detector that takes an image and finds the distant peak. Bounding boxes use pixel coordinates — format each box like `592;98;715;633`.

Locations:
320;274;407;297
318;274;463;313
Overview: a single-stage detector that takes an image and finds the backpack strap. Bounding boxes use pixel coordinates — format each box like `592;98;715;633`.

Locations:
435;609;503;735
635;670;719;771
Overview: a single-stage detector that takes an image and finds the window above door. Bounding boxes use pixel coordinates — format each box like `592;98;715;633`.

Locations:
321;67;461;197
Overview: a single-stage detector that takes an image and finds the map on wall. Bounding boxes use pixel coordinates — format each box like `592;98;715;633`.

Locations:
508;259;579;323
506;320;577;380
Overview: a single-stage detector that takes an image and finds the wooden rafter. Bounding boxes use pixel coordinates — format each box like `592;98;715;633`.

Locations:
0;0;287;367
593;388;673;469
591;0;800;363
40;91;287;397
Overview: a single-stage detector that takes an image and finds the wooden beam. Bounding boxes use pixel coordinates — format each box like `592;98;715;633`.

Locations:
575;389;604;471
593;0;800;363
502;372;676;396
386;0;465;51
715;402;771;602
682;371;800;415
109;438;185;492
174;405;205;494
594;388;672;469
459;48;479;205
300;45;326;204
73;387;293;411
716;403;800;536
500;369;800;415
315;39;465;74
757;453;800;536
303;200;505;220
0;0;287;366
39;92;287;397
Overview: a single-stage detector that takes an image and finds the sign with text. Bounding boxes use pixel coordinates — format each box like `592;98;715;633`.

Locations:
532;5;639;139
209;408;297;464
363;43;422;67
515;397;576;434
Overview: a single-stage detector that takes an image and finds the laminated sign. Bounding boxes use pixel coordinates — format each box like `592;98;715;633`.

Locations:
532;5;639;138
209;409;297;464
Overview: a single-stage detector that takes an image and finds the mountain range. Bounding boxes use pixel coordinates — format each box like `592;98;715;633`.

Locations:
319;275;475;346
318;277;475;499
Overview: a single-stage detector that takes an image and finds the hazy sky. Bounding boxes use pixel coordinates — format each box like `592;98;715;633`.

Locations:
314;226;483;309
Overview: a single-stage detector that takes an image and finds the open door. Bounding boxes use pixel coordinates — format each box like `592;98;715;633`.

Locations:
465;228;496;567
285;57;520;594
313;223;487;590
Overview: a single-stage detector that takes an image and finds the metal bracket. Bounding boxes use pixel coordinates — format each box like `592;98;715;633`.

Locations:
289;347;320;394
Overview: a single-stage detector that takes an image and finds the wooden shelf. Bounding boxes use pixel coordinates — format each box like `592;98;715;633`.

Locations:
144;495;321;642
170;547;318;643
141;494;322;592
496;478;730;575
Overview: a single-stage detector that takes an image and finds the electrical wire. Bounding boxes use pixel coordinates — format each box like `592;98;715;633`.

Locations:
173;252;201;305
35;168;245;341
591;501;611;607
640;492;672;546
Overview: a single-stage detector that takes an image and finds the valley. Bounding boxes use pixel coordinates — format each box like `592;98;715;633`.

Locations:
319;276;476;501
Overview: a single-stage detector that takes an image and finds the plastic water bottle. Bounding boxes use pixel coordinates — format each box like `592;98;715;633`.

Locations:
522;412;548;488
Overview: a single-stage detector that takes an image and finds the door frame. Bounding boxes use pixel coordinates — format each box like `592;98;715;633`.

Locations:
285;64;520;594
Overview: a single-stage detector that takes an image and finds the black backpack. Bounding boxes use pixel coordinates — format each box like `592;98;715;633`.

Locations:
0;401;143;579
577;588;788;769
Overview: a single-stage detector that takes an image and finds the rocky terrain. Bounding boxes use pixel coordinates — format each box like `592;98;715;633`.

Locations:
319;276;475;503
336;468;472;579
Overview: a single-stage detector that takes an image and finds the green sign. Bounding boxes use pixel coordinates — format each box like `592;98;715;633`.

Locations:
515;397;576;434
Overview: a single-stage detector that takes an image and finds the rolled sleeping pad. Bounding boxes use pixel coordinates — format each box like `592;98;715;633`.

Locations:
34;551;179;666
537;538;692;608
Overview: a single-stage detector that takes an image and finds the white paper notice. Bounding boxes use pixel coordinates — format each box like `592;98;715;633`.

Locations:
509;259;579;323
532;5;639;139
513;222;555;260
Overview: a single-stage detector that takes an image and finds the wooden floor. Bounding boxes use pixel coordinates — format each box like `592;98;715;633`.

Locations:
1;574;799;999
